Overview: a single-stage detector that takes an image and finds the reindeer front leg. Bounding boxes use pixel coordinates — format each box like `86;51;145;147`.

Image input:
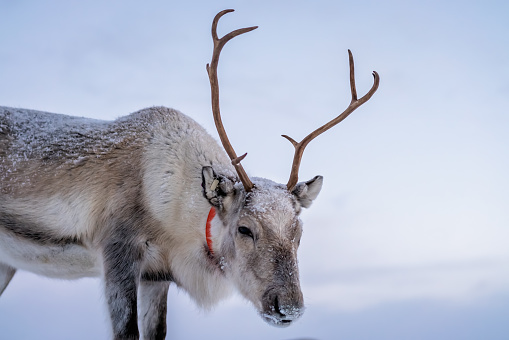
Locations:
103;237;144;340
138;281;170;340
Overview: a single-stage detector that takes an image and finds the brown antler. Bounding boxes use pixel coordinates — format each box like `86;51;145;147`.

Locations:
283;50;380;191
206;9;257;192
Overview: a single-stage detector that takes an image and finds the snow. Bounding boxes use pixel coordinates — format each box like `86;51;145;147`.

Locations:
244;177;295;215
0;106;116;185
0;106;172;191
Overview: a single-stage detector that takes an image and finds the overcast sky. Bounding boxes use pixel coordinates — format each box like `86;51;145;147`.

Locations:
0;1;508;339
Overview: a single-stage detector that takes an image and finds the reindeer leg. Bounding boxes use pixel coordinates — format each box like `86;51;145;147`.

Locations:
138;281;170;340
0;263;16;296
103;234;144;340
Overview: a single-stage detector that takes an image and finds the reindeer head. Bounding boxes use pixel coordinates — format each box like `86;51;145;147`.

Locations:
202;166;322;326
203;9;379;327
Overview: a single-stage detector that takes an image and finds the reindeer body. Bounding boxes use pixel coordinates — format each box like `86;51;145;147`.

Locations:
0;105;235;293
0;106;242;336
0;105;321;339
0;9;379;339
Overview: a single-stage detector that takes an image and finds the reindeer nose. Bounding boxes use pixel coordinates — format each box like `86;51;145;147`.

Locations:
273;294;303;315
261;288;304;327
273;296;293;324
273;296;285;316
261;282;304;327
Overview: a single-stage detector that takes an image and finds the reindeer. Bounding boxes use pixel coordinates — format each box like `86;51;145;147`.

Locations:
0;9;379;340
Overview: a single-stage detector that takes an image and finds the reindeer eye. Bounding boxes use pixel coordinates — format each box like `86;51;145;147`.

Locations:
238;226;253;238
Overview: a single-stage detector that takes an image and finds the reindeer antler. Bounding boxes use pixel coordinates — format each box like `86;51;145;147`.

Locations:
283;50;380;191
206;9;257;192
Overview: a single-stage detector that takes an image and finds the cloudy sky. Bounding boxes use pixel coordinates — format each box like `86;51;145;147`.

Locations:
1;0;508;339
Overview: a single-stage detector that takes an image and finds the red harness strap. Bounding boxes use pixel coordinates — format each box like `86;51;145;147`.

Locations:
206;207;216;255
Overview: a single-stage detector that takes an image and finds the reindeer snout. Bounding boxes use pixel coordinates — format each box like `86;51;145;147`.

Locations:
273;295;302;324
261;287;304;327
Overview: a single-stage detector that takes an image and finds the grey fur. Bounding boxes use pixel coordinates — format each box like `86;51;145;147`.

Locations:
0;210;81;246
139;281;170;340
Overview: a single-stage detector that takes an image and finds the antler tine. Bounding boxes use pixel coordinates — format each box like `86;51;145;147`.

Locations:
206;9;258;192
283;49;380;191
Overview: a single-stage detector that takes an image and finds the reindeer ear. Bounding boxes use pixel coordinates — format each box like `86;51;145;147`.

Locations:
292;175;323;208
202;166;235;208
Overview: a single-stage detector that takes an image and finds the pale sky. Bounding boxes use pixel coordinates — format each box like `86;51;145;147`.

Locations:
1;1;508;339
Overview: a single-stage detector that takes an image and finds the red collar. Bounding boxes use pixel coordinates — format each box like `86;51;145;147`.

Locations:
205;207;216;255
